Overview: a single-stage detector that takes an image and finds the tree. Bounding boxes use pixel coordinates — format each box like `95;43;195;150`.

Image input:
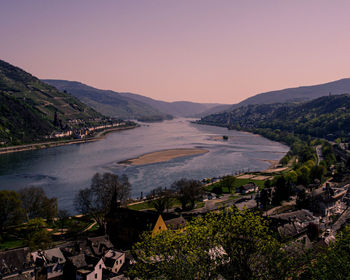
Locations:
220;175;236;193
149;187;174;214
260;187;272;210
212;185;223;195
310;164;326;182
25;218;52;250
57;209;70;234
296;189;308;209
19;186;57;221
296;165;311;187
74;172;131;233
272;175;291;205
130;208;289;280
172;179;203;210
0;190;25;233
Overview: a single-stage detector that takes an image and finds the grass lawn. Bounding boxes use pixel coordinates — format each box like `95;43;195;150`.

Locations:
0;238;25;251
48;216;92;231
128;198;204;211
206;177;266;193
195;201;205;209
128;200;156;211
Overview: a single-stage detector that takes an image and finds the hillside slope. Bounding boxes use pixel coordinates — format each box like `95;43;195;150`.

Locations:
119;91;228;117
199;94;350;141
44;79;229;118
231;78;350;109
43;80;172;121
0;60;102;145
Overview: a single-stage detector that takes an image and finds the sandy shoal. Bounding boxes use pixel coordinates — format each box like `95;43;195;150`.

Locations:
119;148;209;166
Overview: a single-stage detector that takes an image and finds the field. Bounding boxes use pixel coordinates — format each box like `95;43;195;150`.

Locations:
206;177;267;193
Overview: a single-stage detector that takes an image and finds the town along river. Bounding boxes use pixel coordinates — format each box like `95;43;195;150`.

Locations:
0;119;289;213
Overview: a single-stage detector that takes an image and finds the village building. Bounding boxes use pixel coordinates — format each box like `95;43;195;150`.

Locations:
0;247;35;280
64;254;105;280
31;248;66;280
103;250;125;274
309;185;347;217
269;210;319;241
237;183;259;194
87;236;114;257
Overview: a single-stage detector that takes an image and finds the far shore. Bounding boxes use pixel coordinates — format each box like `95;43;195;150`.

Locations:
0;125;138;155
119;148;209;166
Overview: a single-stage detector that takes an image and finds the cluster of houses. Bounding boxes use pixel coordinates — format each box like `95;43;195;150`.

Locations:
0;236;131;280
2;178;350;279
0;208;187;280
50;122;125;139
266;182;350;247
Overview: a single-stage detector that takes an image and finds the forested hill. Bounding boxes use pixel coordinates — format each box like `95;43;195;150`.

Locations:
230;78;350;109
43;79;173;121
43;79;230;119
0;60;102;145
199;94;350;141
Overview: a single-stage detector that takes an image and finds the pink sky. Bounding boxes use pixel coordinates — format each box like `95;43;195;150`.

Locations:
1;0;350;103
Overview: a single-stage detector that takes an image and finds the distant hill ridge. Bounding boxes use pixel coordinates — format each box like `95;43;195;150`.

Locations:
43;80;230;119
230;78;350;110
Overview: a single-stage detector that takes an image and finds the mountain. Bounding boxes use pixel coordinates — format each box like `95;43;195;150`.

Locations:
0;60;102;145
43;80;230;119
43;80;173;121
230;78;350;110
118;91;229;117
199;94;350;141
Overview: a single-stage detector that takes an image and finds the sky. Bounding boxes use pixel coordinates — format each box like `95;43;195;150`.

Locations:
1;0;350;104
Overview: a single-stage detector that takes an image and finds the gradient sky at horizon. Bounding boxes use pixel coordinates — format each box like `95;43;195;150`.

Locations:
1;0;350;103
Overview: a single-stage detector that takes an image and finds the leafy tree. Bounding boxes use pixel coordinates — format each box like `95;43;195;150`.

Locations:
285;170;298;185
57;209;70;233
0;190;25;233
19;186;57;221
74;172;131;233
172;179;203;210
296;189;308;209
272;175;292;205
310;164;326;182
130;208;289;280
220;175;236;193
25;218;52;250
297;166;311;186
260;187;273;210
149;187;174;214
212;185;223;195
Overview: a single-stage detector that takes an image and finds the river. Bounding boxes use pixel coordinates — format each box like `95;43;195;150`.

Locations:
0;119;288;213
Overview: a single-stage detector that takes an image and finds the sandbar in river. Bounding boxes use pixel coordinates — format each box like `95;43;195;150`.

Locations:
119;148;209;166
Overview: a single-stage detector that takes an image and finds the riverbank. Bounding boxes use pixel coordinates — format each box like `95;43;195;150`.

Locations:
119;148;209;166
0;125;139;155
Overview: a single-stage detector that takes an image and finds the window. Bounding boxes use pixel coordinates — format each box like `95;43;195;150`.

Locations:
120;259;122;264
99;264;101;269
95;273;97;279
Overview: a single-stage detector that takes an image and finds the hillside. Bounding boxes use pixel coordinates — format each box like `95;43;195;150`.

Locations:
43;80;229;118
118;91;229;117
43;80;173;121
230;78;350;110
199;94;350;141
0;60;102;145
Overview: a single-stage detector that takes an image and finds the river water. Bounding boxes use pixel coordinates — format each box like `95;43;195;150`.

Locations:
0;119;288;213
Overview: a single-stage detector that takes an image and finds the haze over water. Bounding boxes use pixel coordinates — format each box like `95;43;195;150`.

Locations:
0;119;288;213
